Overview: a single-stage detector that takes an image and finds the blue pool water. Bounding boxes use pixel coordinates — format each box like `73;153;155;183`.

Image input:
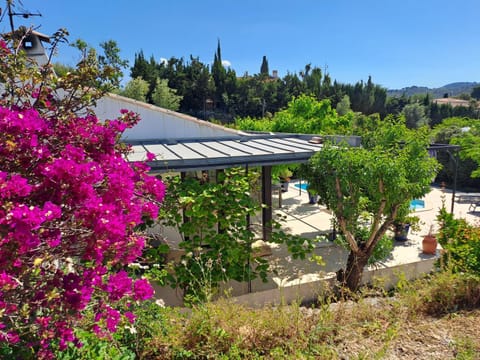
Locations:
410;199;425;210
294;183;309;190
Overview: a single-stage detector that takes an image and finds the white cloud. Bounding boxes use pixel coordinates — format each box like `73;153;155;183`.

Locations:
222;60;231;68
159;57;168;65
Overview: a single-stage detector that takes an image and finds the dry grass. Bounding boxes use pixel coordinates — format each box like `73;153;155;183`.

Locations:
324;301;480;359
384;313;480;359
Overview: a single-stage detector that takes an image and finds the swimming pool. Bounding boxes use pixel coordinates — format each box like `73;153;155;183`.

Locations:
410;199;425;210
294;183;308;191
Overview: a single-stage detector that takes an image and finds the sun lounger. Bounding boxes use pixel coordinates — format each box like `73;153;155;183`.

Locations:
469;201;480;212
455;194;480;212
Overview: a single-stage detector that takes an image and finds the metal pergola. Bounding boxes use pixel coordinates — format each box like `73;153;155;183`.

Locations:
126;134;460;240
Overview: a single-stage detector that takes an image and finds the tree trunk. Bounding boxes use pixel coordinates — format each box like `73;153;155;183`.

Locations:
337;249;369;291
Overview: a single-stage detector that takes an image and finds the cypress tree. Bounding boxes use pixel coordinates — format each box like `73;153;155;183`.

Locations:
260;55;269;76
212;39;227;109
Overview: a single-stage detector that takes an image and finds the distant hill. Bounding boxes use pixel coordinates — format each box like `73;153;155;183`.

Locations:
387;82;479;98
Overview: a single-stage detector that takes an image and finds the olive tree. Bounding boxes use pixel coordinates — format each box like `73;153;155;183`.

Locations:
303;119;439;291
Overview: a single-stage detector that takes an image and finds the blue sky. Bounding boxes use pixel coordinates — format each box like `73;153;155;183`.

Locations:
5;0;480;89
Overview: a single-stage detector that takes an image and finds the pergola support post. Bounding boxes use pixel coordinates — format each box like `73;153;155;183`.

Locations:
448;149;459;214
262;165;272;241
180;171;189;241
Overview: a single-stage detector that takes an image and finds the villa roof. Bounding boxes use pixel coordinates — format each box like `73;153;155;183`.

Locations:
3;28;50;43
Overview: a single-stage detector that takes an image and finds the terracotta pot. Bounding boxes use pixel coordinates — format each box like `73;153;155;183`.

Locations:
422;234;437;255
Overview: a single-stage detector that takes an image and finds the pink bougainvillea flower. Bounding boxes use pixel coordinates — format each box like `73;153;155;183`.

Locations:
0;100;164;356
133;278;155;301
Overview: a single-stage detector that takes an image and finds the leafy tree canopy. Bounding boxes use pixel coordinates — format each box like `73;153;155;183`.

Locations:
120;77;149;102
402;103;430;128
302;118;439;290
235;95;353;135
151;78;182;111
449;119;480;178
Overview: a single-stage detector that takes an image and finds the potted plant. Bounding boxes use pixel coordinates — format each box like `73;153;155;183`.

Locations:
307;187;319;204
276;166;293;192
422;224;437;255
392;214;421;242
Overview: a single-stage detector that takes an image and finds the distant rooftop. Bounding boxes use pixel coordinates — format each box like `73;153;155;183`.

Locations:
433;98;478;108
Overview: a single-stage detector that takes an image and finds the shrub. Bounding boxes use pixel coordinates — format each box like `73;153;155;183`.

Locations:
0;31;165;357
55;329;136;360
55;300;172;360
415;272;480;316
437;206;480;275
165;300;322;358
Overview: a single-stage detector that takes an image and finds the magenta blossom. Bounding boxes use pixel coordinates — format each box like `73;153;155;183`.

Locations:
133;278;155;301
0;102;164;356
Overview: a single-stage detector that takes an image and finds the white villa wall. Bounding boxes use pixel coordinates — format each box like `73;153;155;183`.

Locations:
95;93;241;141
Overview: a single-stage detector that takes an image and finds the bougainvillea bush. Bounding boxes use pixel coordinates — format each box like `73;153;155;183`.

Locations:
0;32;165;358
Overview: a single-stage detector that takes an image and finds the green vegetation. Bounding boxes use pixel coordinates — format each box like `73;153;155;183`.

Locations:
433;117;480;189
29;186;474;358
150;78;182;111
334;227;394;266
118;77;149;102
235;95;353;134
302;119;439;290
8;16;480;358
124;41;480;126
260;55;269;76
156;168;313;303
127;43;389;121
437;206;480;275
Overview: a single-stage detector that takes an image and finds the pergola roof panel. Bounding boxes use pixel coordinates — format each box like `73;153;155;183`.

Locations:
219;140;273;155
266;137;325;151
165;143;206;159
127;146;147;162
232;139;292;154
200;140;252;157
142;144;179;161
127;134;335;172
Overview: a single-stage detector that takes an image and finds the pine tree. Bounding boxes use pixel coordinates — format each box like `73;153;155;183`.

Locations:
130;51;148;79
130;51;158;102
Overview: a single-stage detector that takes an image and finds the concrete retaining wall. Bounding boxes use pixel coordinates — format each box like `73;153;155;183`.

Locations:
154;257;436;308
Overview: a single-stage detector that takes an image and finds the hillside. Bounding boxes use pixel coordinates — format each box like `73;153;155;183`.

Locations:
387;82;479;98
